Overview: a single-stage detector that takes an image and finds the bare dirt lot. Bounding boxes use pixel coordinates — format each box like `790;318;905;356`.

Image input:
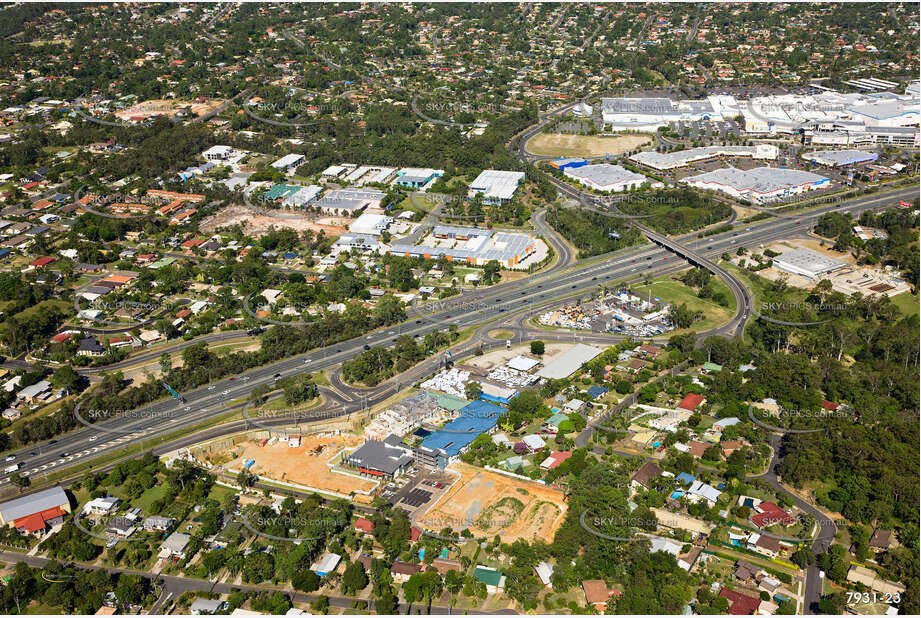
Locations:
462;342;574;372
114;98;225;121
419;461;567;542
223;434;378;499
526;133;653;158
199;204;348;237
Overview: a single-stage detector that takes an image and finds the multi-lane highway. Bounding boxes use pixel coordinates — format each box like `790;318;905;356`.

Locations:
2;185;914;489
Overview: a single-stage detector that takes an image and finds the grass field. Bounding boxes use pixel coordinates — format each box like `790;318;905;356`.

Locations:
890;291;920;317
526;132;652;157
633;275;736;334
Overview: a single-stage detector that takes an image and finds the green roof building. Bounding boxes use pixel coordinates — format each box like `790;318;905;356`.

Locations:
545;412;570;428
435;393;469;411
148;256;178;269
474;566;505;590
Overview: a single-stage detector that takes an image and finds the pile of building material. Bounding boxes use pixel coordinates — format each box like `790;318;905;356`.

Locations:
420;368;470;398
487;366;539;388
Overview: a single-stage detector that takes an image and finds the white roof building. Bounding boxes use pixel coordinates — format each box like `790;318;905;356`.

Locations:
680;167;830;204
311;552;342;575
468;170;526;204
564;164;648;192
507;356;539;372
349;213;393;236
270;153;305;172
630;145;778;170
202;145;234;161
536;344;603;380
687;481;722;506
522;434;546;451
773;248;847;279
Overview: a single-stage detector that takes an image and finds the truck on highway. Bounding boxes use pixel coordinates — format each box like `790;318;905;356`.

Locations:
4;463;21;473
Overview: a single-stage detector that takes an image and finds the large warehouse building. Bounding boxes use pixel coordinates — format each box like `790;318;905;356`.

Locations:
563;164;649;192
630;144;778;171
742;90;920;142
536;343;604;380
680;167;830;204
468;170;526;204
772;248;847;280
387;226;538;269
801;150;878;167
0;486;71;535
600;95;740;130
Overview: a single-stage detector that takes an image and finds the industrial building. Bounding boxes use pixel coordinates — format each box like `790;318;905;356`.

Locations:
536;343;604;380
0;486;70;535
772;248;847;280
343;435;415;479
563;164;649;192
680;167;830;204
629;144;778;171
600;95;739;130
416;400;503;468
800;149;878;167
388;226;538;269
394;168;443;189
742;90;920;138
314;188;385;215
270;153;306;173
547;157;588;171
468;169;527;204
349;213;393;236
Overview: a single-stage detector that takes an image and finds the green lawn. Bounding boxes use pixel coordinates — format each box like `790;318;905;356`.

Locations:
632;275;736;334
135;484;169;512
15;299;73;319
889;292;920;317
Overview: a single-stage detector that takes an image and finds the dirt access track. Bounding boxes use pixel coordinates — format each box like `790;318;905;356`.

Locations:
224;434;377;501
420;461;567;543
199;204;348;237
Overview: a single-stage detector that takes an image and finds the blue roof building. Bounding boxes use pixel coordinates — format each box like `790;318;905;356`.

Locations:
676;472;697;486
587;386;608;399
418;401;503;465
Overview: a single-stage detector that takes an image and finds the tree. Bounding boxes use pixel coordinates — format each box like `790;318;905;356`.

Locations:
465;381;483;400
530;340;545;356
310;596;329;615
341;561;369;596
292;569;320;593
159;352;172;375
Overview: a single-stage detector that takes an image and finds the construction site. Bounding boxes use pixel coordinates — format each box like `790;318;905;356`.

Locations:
740;238;912;298
419;462;568;543
192;431;379;502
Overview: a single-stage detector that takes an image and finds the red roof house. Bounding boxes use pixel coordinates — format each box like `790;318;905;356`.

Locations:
354;517;375;534
751;501;795;528
677;393;706;412
30;256;56;268
719;588;761;615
